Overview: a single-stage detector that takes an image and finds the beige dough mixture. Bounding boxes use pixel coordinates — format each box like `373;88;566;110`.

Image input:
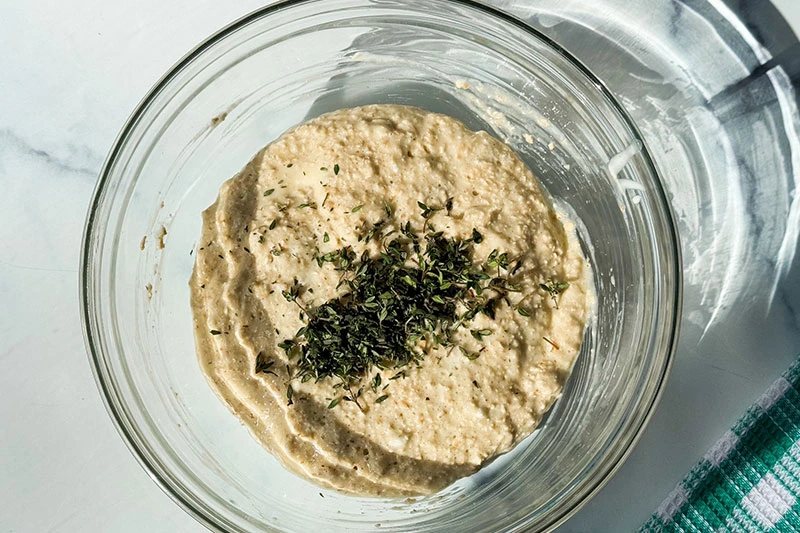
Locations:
190;104;591;496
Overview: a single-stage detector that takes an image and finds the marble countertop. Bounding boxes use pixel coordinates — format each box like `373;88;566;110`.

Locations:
2;1;799;531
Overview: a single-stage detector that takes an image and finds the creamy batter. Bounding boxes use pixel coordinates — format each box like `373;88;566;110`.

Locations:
190;105;591;496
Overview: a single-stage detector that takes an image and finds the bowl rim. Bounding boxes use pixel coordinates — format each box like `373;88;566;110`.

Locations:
80;0;683;531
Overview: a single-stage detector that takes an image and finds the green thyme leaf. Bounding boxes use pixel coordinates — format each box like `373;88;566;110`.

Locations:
459;346;480;360
264;188;275;197
470;328;492;341
255;354;278;376
371;373;382;393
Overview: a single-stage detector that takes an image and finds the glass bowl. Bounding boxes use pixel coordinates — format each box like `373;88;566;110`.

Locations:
80;0;682;531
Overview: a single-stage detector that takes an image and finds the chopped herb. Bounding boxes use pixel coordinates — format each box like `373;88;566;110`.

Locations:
417;201;442;219
540;280;570;307
272;216;522;402
264;188;275;197
323;232;330;243
328;398;340;409
472;228;483;244
271;248;282;256
269;219;277;230
286;163;293;168
459;346;480;360
320;166;328;171
281;279;300;302
333;164;340;175
351;205;363;213
470;328;492;341
486;250;509;269
286;385;294;405
277;339;296;352
209;329;222;335
517;307;531;317
255;353;278;376
258;235;265;244
375;395;389;404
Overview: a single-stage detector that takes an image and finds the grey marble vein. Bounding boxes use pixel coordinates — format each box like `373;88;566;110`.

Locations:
0;129;101;179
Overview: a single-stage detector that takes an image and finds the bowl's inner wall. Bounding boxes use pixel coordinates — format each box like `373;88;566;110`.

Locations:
89;1;678;531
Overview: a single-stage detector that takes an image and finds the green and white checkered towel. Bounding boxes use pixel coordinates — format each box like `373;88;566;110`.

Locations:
641;357;800;532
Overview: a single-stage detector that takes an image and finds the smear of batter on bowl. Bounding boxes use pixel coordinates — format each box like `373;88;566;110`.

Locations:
190;104;592;497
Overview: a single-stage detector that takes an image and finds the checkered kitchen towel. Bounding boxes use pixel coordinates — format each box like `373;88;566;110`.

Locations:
641;357;800;532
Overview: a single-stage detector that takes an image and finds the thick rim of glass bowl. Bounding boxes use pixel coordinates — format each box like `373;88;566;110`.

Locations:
80;0;683;531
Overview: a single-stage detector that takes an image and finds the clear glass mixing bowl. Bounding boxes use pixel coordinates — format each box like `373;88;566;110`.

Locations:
80;0;682;531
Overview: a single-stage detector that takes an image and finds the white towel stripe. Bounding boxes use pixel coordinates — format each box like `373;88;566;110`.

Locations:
756;377;791;411
740;473;794;530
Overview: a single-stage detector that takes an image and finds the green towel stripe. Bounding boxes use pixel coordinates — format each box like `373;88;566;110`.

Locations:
773;386;800;428
688;498;725;530
692;467;740;527
765;401;800;447
694;499;722;529
784;358;800;387
674;510;704;533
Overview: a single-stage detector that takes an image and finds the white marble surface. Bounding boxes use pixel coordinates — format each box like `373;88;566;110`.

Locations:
1;1;798;532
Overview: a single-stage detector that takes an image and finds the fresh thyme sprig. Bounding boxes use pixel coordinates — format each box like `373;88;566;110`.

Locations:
540;279;570;308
